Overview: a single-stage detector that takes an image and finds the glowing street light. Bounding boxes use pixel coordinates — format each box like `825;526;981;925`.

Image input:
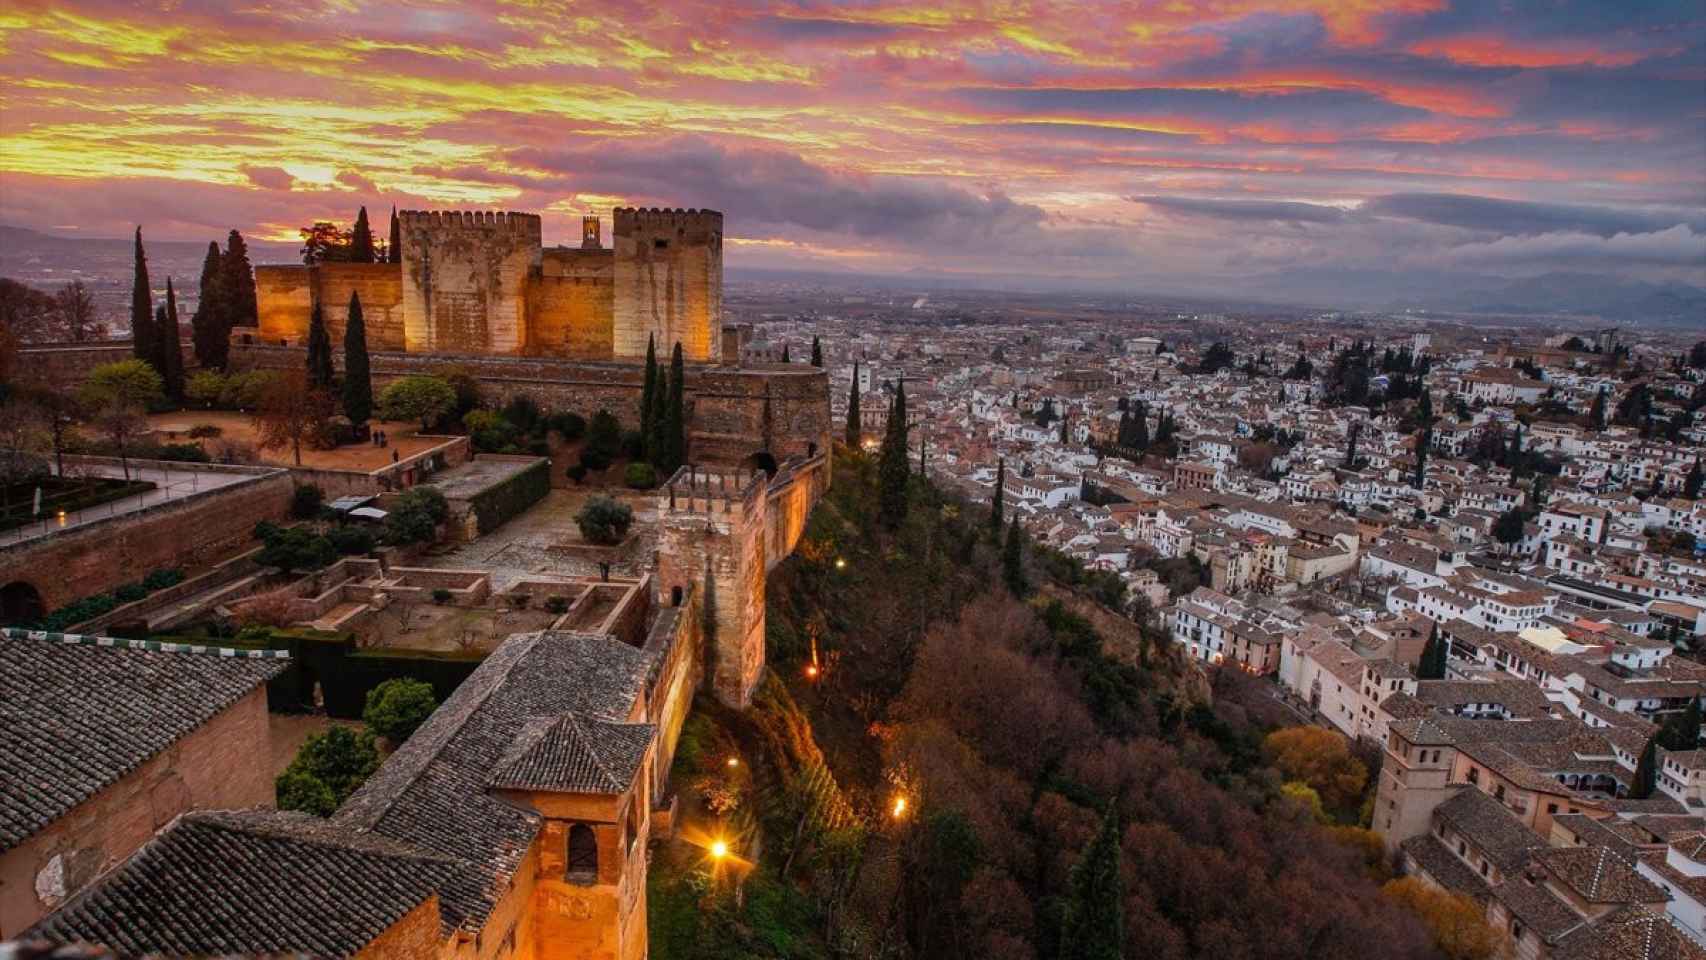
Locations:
834;557;846;571
725;756;739;769
804;663;820;679
891;796;908;819
710;839;729;860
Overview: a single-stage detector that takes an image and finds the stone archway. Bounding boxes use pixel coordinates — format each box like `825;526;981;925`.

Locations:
0;580;45;625
745;451;778;478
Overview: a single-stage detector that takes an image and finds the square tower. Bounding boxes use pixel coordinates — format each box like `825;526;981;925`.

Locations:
398;210;542;354
612;208;723;363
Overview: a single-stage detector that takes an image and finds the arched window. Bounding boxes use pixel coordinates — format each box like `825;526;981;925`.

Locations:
0;581;44;625
567;823;598;881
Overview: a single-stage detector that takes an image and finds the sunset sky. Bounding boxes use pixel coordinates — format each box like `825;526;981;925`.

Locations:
2;0;1703;294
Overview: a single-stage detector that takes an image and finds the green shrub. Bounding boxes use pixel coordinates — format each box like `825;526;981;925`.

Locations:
113;583;147;604
621;429;645;460
584;409;622;466
545;595;568;614
362;677;438;743
502;395;542;432
509;593;530;609
291;483;326;520
432;588;452;605
276;725;379;815
188;423;223;439
142;568;184;591
257;525;337;573
566;462;588;485
158;442;210;463
327;525;375;556
576;495;633;545
184;370;227;409
464;409;521;453
624;462;657;489
548;411;586;440
384;486;450;545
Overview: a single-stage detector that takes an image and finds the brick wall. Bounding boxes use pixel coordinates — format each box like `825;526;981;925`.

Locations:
0;685;274;936
531;250;614;358
0;463;293;611
400;211;541;355
611;209;721;363
13;341;195;388
655;469;766;708
353;895;444;960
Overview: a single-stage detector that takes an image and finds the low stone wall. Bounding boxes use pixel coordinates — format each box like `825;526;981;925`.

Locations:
229;343;831;464
287;436;472;497
0;460;293;613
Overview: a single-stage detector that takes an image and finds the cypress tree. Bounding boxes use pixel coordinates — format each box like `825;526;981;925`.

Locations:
1116;409;1131;448
160;278;184;402
1418;623;1446;680
1058;807;1123;960
191;242;229;370
388;206;402;264
1686;459;1703;500
1059;413;1071;445
781;342;790;363
640;334;658;459
1590;388;1607;432
1002;515;1025;596
131;227;154;364
845;363;861;447
342;291;372;425
918;434;927;473
810;336;823;367
306;301;334;389
1343;421;1360;468
1632;735;1658;799
1661;699;1702;751
990;457;1005;535
877;382;910;530
350;206;376;263
662;341;686;474
1133;402;1150;450
224;230;258;326
1413;426;1430;489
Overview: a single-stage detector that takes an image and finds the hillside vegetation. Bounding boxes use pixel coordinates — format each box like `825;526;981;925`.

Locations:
651;448;1440;960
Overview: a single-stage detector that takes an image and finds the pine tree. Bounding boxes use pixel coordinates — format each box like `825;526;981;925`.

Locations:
342;291;372;425
810;336;823;367
1002;516;1025;596
845;363;861;448
388;206;402;264
877;382;910;530
1632;735;1658;799
131;227;154;365
662;342;686;475
191;242;230;370
350;206;376;263
160;278;184;401
640;334;658;461
990;458;1005;535
224;230;258;326
1686;459;1703;500
1058;807;1123;960
306;301;334;389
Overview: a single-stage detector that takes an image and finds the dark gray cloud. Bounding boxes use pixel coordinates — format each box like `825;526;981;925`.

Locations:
1129;195;1347;223
507;136;1051;245
1363;192;1701;236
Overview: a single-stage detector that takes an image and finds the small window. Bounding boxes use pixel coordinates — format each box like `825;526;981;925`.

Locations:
671;585;683;607
654;238;669;250
567;823;598;881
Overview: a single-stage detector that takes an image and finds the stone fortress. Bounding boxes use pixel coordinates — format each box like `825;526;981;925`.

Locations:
254;208;724;362
241;207;828;466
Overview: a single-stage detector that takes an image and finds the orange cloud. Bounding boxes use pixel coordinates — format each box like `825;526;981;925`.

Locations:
1407;35;1653;68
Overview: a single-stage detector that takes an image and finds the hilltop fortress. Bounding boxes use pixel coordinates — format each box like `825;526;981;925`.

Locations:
239;208;829;465
255;208;724;361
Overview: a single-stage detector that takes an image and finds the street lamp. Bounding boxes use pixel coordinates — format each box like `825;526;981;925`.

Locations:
891;796;908;819
710;839;729;860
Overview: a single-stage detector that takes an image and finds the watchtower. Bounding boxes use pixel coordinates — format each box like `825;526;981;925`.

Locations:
397;210;542;354
612;208;723;364
654;465;765;707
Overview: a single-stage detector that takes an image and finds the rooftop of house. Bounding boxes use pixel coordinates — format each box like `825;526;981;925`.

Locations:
0;632;287;852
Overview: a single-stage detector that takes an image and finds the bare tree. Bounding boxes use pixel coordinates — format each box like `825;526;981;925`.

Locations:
54;280;106;342
21;385;80;478
252;367;334;466
77;359;162;481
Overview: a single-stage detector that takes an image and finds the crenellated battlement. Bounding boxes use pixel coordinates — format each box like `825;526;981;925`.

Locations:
613;207;723;233
398;210;543;235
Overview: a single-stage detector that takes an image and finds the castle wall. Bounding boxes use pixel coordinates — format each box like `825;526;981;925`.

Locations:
612;209;721;364
228;345;832;467
655;469;766;708
400;211;541;355
530;249;615;358
315;263;406;352
254;265;313;344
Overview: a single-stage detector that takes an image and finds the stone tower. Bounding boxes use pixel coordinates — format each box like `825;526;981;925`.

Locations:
398;210;542;354
654;465;765;708
612;208;723;364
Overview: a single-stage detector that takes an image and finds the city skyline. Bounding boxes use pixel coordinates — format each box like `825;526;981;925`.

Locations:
2;1;1703;301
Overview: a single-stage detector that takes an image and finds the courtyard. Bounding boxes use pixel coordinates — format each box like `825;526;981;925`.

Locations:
146;411;450;470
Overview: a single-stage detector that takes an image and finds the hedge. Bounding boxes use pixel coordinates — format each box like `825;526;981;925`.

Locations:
467;458;550;535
